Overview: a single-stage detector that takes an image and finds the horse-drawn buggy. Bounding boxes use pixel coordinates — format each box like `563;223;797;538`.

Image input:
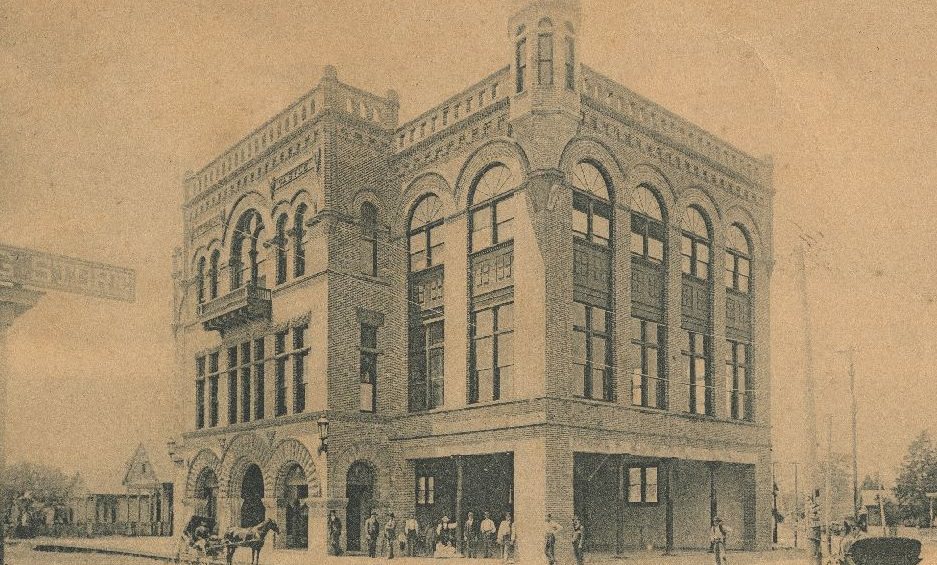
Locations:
176;515;280;565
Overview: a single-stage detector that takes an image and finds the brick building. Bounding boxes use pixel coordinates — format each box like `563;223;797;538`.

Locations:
169;1;773;561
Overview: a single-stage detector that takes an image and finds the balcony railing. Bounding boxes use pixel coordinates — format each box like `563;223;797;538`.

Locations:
198;284;272;332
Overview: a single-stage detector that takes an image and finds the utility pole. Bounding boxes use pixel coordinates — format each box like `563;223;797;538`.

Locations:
847;348;859;520
792;462;800;549
798;242;820;561
825;414;833;557
772;462;779;545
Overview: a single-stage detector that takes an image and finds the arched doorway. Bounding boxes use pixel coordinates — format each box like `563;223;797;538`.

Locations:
345;462;375;552
240;464;266;527
195;469;218;526
283;464;308;549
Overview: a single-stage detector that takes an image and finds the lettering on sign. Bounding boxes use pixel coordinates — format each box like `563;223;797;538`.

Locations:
0;244;135;302
273;157;315;193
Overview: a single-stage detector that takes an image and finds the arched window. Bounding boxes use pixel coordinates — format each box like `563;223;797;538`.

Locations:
293;204;307;277
571;161;611;246
681;206;711;280
469;164;517;253
230;210;265;290
197;257;206;304
359;203;378;277
275;214;288;285
209;250;220;299
408;194;444;271
726;224;752;293
630;186;665;262
630;185;667;410
408;194;445;412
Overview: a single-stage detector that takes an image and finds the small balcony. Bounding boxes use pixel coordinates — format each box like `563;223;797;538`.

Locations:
198;284;272;332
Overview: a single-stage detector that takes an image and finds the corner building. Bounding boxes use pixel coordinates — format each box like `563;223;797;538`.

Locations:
170;1;773;561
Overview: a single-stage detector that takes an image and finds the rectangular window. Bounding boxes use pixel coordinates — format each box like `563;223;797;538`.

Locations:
627;466;659;504
253;338;265;420
416;475;436;506
685;332;713;415
537;33;554;85
227;347;238;424
632;215;664;262
631;318;666;409
274;331;288;417
515;38;527;93
682;236;710;279
360;324;378;412
726;340;753;421
208;352;219;426
240;342;251;423
571;302;612;400
565;36;575;90
195;357;206;429
470;303;514;403
359;235;378;277
426;320;445;409
293;324;309;413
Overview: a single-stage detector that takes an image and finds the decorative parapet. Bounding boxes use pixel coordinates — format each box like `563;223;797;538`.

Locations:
580;65;770;188
395;66;510;153
184;67;398;206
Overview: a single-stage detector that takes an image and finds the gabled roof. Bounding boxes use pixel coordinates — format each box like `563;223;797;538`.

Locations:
122;443;174;489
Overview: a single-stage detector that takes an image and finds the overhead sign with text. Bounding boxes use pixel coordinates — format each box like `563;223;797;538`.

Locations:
0;244;135;302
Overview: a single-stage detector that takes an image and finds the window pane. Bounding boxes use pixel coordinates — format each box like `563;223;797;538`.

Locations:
496;196;515;221
631;317;643;341
410;250;426;272
430;240;445;266
410;232;426;255
498;365;514;400
591;368;605;398
591;337;607;368
698;243;710;263
572;208;588;236
474;337;493;370
361;325;377;349
360;383;374;412
572;331;587;362
593;214;610;244
591;308;607;333
475;309;494;337
645;468;658;503
647;349;658;378
498;303;514;330
648;237;664;262
472;208;492;252
696;260;709;280
477;368;493;401
740;258;750;277
739;274;750;293
682;255;693;275
427;321;444;344
725;264;734;289
496;218;514;243
631;232;644;255
497;334;514;367
571;302;587;328
628;468;642;502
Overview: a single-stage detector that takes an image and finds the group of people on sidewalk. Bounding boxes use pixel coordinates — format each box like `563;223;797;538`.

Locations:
325;509;587;565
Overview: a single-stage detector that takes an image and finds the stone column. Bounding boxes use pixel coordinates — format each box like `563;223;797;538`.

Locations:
305;498;331;558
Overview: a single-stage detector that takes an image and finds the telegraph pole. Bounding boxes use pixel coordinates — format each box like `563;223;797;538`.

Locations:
847;349;859;520
792;462;800;549
825;414;833;557
798;242;820;561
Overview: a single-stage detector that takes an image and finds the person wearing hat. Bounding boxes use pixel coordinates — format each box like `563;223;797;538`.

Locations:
710;516;730;565
365;510;380;558
383;512;397;559
543;513;563;565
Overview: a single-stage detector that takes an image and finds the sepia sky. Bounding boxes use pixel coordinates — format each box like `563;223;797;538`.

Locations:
2;0;936;491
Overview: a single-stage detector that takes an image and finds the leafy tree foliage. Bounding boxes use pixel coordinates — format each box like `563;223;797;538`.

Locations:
0;462;73;517
893;431;937;527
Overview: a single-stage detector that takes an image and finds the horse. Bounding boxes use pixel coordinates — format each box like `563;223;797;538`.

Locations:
223;518;280;565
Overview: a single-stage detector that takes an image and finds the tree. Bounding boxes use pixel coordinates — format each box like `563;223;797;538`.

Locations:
0;462;73;520
893;430;937;527
862;473;883;490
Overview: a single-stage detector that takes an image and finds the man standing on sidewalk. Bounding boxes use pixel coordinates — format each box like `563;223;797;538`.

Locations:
571;515;585;565
404;514;419;557
383;512;397;559
365;510;380;558
544;514;563;565
480;511;497;557
464;511;478;558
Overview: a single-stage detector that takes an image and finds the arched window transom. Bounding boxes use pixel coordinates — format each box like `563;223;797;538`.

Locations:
408;194;445;271
630;186;665;262
681;207;711;279
572;161;611;246
470;164;518;253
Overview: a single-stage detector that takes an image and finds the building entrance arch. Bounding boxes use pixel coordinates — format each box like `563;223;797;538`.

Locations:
282;464;308;548
195;468;219;525
240;464;266;527
345;462;376;552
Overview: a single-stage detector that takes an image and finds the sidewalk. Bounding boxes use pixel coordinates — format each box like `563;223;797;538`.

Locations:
10;536;812;565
